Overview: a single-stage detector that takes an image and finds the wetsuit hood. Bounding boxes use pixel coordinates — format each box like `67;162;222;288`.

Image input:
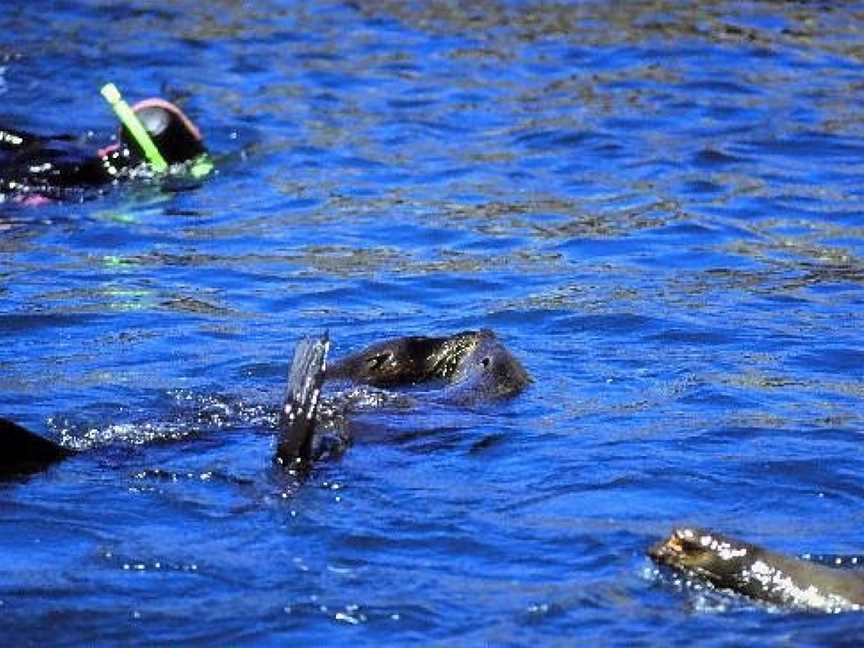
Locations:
120;98;204;164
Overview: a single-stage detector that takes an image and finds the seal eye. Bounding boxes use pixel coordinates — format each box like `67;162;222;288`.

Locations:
480;356;492;369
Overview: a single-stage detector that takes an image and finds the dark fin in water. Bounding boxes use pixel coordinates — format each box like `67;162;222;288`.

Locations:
0;417;75;477
276;333;330;470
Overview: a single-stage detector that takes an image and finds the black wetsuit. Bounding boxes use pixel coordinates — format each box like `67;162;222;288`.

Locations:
0;126;138;202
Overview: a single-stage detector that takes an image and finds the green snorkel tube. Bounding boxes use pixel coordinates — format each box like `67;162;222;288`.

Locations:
100;83;168;172
100;83;213;179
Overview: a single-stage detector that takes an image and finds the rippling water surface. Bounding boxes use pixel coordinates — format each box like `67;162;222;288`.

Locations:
3;1;864;644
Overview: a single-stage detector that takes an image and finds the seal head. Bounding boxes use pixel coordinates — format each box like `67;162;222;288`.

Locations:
649;526;755;592
443;329;531;404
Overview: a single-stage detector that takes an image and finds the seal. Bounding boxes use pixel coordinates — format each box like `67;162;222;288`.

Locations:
276;329;530;469
0;417;75;477
649;526;864;612
327;328;530;403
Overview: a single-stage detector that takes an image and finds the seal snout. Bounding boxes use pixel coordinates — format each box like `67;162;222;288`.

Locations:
648;536;682;564
648;527;702;565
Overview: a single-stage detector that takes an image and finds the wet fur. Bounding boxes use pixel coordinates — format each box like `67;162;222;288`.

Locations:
649;526;864;611
327;329;530;401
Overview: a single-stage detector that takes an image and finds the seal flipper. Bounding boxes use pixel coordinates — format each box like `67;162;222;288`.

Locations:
276;333;330;469
0;417;75;477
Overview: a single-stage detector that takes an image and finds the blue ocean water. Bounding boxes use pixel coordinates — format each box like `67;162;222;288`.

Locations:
2;0;864;644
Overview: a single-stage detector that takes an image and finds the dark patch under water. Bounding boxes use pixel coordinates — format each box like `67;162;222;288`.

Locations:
2;0;864;644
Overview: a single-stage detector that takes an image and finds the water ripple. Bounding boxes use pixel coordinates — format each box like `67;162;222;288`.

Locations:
3;0;864;644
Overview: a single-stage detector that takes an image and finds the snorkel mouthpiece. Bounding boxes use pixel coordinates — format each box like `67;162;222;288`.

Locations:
100;83;168;172
189;154;214;179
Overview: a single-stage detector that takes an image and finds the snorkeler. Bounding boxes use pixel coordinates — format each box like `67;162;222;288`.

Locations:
0;83;211;204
